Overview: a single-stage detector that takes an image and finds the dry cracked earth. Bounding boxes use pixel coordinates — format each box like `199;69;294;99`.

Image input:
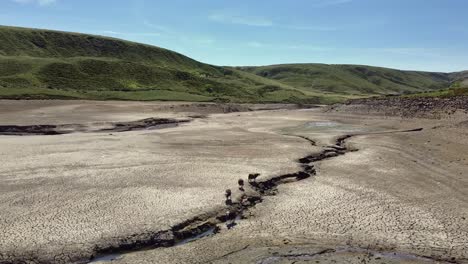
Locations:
0;100;467;264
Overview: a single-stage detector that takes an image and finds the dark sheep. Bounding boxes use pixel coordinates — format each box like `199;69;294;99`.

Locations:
238;179;245;191
248;173;260;184
238;179;244;186
225;189;232;199
225;189;232;205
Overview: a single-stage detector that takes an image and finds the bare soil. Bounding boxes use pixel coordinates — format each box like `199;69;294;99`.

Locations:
0;100;466;264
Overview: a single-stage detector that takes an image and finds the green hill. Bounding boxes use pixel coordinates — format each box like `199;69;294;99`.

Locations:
0;26;465;104
237;64;453;96
449;71;468;88
0;26;323;103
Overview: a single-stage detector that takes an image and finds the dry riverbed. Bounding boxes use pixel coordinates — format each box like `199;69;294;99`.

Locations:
0;100;467;264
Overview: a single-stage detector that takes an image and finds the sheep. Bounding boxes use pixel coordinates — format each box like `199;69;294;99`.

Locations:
238;179;245;191
248;173;260;184
225;188;232;198
225;189;232;205
225;210;237;229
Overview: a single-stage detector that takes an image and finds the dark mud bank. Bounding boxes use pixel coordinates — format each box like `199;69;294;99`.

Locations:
0;118;189;136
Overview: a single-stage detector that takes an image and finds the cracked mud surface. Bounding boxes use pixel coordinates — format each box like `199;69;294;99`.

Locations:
0;100;467;263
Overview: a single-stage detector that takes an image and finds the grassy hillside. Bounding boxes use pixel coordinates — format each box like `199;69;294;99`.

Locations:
238;64;452;96
449;71;468;88
0;26;326;103
0;26;465;103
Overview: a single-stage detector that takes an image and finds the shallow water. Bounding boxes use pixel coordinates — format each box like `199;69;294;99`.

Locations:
302;121;368;133
304;121;341;128
174;226;218;246
281;120;373;136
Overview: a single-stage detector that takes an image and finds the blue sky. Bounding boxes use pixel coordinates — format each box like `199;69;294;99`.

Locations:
1;0;468;72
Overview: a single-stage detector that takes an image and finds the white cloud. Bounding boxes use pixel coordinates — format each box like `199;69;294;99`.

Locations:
209;12;273;27
12;0;57;6
142;21;173;34
285;44;334;51
284;25;338;31
245;41;332;52
311;0;353;7
368;48;448;58
179;35;215;45
208;1;353;27
208;10;338;31
101;30;124;35
247;41;264;48
98;30;161;37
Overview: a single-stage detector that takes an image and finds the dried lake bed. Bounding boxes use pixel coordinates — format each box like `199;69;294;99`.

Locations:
0;100;467;264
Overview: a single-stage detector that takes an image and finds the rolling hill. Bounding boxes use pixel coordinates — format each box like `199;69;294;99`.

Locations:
449;71;468;88
0;25;465;103
238;64;453;96
0;26;322;103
